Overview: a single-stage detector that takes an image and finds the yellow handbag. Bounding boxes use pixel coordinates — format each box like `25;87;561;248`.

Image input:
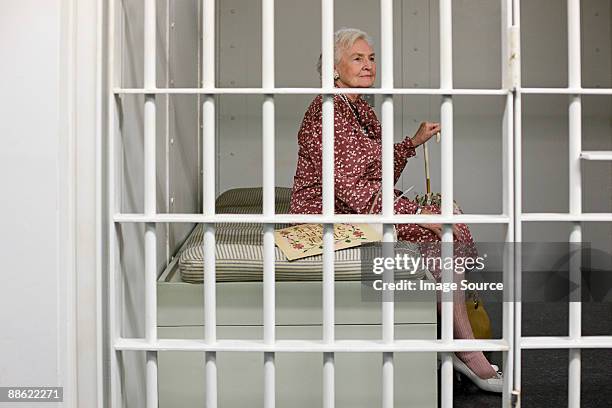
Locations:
466;291;492;339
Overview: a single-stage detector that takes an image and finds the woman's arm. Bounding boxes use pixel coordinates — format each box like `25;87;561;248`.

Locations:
393;122;441;183
393;137;417;183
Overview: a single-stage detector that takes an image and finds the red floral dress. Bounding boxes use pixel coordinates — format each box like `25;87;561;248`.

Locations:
289;94;476;279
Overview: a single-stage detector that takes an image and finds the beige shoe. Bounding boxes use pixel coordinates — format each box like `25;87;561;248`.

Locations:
451;354;503;393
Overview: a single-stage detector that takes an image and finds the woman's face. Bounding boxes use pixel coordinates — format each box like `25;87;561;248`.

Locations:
335;38;376;88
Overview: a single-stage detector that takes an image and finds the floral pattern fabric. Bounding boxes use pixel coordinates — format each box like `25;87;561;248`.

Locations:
289;94;477;280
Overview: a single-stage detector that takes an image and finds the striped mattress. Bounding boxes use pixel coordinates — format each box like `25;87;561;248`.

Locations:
178;187;426;283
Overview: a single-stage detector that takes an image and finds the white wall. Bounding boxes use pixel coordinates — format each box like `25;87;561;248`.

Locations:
0;0;88;407
1;0;103;406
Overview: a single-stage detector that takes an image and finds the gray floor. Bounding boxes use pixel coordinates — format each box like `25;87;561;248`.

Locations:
448;302;612;407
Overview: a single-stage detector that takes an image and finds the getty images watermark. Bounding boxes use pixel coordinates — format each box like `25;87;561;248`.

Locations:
360;241;611;303
370;250;503;293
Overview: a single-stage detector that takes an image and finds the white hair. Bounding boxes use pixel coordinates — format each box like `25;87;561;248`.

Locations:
316;27;373;78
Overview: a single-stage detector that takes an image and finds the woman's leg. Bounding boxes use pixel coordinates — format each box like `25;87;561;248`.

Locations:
450;288;498;379
393;198;497;379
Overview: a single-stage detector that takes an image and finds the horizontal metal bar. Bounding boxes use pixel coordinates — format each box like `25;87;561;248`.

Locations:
520;88;612;95
113;213;511;224
113;87;509;96
580;151;612;161
115;338;510;352
521;213;612;222
521;336;612;349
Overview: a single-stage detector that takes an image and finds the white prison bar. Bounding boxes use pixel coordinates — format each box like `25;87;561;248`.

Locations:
580;151;612;160
569;223;582;408
95;0;105;402
567;0;582;405
143;0;158;407
115;338;511;352
113;87;509;95
202;70;218;408
439;0;454;406
113;213;512;224
262;0;276;407
521;336;612;349
521;213;612;222
380;1;395;407
107;0;123;405
501;39;515;401
202;0;217;407
321;1;334;407
196;0;202;210
501;0;516;397
519;87;612;95
512;0;523;398
513;93;523;399
143;0;157;332
501;224;515;403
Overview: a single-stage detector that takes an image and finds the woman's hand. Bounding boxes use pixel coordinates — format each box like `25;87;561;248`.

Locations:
417;208;459;239
410;121;441;147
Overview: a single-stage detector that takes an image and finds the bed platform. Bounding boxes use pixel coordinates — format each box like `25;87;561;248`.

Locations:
156;187;438;407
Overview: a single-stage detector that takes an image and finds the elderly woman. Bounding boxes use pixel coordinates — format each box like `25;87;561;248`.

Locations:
289;28;502;393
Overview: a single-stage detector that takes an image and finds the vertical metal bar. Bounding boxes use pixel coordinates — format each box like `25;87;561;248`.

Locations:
568;228;582;408
513;91;523;403
439;0;454;406
321;32;335;348
380;1;394;407
501;0;516;403
203;73;218;408
203;0;217;407
144;0;158;407
196;0;202;211
321;1;334;407
95;0;105;403
107;0;123;405
380;0;394;222
164;0;171;264
502;88;516;401
144;0;157;193
511;0;523;400
214;2;220;197
380;87;395;408
439;122;454;408
567;0;582;406
262;0;276;407
502;91;516;404
567;0;582;92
